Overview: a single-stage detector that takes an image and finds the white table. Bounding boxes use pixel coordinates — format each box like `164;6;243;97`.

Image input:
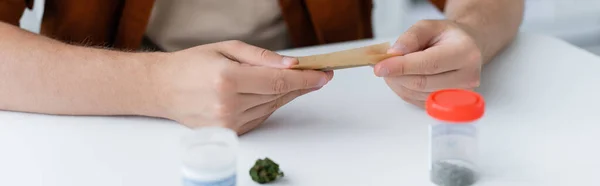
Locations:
1;33;600;186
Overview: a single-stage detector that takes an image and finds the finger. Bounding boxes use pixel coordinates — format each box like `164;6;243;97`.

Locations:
404;99;426;109
233;66;329;94
217;40;298;68
385;78;432;101
237;113;272;135
385;81;426;108
385;77;430;102
238;93;287;111
237;70;330;109
239;89;313;124
374;45;462;76
324;70;334;81
388;20;446;55
386;68;480;92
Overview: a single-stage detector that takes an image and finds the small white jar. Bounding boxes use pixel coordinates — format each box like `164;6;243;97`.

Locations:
180;127;239;186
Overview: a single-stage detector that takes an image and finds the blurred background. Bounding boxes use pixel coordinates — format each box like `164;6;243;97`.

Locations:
19;0;600;56
372;0;600;55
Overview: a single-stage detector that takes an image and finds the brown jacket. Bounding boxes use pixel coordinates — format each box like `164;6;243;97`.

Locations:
0;0;446;50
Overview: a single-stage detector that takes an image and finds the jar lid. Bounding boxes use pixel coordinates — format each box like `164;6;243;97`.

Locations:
426;89;485;122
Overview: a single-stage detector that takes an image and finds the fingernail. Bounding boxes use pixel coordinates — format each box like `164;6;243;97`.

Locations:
325;71;334;80
387;44;408;54
318;77;328;87
378;67;389;77
282;57;297;67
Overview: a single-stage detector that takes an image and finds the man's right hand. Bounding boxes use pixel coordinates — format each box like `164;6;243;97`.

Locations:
148;40;333;134
0;22;330;130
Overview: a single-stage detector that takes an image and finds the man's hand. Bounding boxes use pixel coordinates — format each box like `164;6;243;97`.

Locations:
373;20;482;107
375;0;524;107
150;40;333;134
0;22;331;134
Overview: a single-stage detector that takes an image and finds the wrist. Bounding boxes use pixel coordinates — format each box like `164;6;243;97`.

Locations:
121;51;171;118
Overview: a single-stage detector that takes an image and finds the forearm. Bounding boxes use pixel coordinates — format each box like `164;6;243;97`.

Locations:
0;22;162;116
444;0;525;63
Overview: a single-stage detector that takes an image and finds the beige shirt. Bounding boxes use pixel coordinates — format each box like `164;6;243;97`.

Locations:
145;0;291;52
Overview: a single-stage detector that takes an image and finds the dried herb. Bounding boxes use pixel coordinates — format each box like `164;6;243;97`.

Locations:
249;158;284;184
431;161;478;186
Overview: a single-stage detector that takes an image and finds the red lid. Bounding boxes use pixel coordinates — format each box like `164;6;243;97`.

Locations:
426;89;485;123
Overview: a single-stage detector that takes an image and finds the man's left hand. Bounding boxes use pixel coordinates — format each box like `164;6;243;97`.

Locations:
374;20;484;108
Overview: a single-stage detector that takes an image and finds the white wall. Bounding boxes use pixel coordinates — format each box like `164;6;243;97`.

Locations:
19;0;44;33
400;0;600;54
372;0;410;38
520;0;600;47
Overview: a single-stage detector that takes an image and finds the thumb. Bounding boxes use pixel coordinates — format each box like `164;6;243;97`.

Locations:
388;20;445;55
217;40;297;68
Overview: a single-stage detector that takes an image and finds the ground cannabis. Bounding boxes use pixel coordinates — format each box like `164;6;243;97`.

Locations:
249;158;284;184
431;161;478;186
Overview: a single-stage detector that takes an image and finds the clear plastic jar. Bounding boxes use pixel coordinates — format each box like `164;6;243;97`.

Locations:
180;127;239;186
426;89;485;186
